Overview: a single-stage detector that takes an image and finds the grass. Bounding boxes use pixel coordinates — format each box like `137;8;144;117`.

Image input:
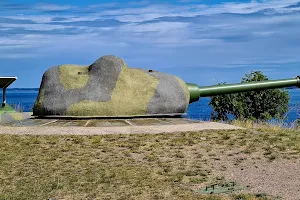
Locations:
1;127;300;199
0;104;16;114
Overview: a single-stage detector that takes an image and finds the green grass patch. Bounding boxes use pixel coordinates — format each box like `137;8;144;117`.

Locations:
1;128;298;199
0;104;16;114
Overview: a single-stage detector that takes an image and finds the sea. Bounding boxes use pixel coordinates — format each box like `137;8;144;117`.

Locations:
1;88;300;124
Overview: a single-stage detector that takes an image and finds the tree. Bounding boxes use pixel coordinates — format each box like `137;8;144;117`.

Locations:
209;71;290;121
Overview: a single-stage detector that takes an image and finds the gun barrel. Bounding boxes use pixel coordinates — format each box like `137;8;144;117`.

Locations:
187;76;300;103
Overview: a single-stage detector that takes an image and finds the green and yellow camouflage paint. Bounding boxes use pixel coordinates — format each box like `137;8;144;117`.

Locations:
33;55;190;117
33;55;300;117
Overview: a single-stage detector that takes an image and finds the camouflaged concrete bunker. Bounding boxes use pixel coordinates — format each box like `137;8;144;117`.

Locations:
33;55;300;117
33;55;190;117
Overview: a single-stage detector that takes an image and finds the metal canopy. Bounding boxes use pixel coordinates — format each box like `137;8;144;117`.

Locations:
0;77;17;89
1;77;17;105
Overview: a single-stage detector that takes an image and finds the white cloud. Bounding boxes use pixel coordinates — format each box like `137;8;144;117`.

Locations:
122;22;190;33
0;23;70;31
5;15;57;23
34;3;75;11
1;0;300;68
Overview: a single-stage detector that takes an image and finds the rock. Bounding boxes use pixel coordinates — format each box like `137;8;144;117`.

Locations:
33;55;189;117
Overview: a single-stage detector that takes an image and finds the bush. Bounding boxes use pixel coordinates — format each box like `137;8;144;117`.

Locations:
209;71;290;122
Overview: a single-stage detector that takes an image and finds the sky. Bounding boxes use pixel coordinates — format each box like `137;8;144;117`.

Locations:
0;0;300;88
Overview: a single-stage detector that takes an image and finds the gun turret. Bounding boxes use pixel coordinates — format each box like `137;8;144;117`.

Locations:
187;76;300;103
33;55;299;117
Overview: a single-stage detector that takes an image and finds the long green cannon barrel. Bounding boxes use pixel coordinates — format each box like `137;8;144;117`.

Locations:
187;76;300;103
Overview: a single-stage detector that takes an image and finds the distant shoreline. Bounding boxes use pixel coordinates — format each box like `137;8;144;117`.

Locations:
7;88;39;91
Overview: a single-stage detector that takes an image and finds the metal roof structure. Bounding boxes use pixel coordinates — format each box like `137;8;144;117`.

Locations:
0;77;17;88
0;77;17;105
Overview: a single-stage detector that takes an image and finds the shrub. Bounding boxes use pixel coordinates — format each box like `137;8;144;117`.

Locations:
209;71;290;122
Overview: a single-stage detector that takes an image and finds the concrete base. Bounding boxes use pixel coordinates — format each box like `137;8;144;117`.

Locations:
0;116;242;135
2;117;200;127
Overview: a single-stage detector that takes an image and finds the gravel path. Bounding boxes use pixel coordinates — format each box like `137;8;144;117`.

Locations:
223;159;300;200
0;122;241;135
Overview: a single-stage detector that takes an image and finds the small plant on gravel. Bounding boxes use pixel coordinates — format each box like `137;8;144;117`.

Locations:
9;103;24;112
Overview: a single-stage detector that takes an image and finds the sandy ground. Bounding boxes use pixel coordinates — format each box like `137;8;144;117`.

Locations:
0;122;241;135
222;159;300;200
207;150;300;200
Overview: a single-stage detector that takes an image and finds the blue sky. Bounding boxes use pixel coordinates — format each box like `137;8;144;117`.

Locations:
1;0;300;88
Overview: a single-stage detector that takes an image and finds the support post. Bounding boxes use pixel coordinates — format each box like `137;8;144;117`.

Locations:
2;87;6;107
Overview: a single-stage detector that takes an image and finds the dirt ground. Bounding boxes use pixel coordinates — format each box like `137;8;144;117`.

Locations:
206;152;300;200
223;159;300;200
1;123;300;199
